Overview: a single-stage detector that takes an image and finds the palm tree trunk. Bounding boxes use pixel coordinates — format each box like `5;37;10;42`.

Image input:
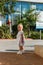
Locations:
9;15;12;33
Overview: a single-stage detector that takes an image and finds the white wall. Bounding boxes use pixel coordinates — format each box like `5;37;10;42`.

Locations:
37;11;43;21
18;0;43;3
0;21;2;26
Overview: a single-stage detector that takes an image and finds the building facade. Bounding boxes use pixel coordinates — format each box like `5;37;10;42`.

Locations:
0;0;43;25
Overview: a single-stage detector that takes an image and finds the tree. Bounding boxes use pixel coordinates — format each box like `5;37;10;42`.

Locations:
17;9;39;38
0;24;12;39
24;9;39;37
0;0;16;33
0;0;16;15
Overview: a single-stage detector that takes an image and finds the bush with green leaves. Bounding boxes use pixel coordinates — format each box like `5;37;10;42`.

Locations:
0;29;4;39
31;31;40;39
0;25;12;39
12;24;18;38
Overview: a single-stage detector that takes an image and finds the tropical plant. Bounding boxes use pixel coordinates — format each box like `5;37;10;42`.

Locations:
0;0;17;34
0;24;12;39
17;9;39;38
0;0;16;15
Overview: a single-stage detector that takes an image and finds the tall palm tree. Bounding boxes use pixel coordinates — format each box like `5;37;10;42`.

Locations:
0;0;16;14
17;9;39;37
0;0;16;33
24;9;39;37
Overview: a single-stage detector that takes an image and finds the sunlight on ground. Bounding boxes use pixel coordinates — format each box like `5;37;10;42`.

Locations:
0;62;2;65
0;62;10;65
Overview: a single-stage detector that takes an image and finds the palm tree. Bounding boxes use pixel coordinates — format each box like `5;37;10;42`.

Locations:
0;0;16;33
24;9;39;37
0;0;16;14
17;9;39;38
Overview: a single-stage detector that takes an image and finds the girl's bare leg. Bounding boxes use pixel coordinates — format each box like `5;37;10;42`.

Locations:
20;46;23;51
17;46;23;54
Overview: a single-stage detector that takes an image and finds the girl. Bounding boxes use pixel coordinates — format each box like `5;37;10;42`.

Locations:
17;24;25;54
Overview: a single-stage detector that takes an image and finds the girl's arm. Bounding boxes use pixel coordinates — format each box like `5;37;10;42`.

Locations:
19;33;24;44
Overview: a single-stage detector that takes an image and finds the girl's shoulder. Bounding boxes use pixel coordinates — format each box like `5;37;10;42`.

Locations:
20;31;24;34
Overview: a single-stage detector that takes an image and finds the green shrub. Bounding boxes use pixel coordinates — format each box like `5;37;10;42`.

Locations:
41;32;43;39
0;29;4;39
24;32;29;38
0;25;12;39
12;24;18;38
31;31;40;39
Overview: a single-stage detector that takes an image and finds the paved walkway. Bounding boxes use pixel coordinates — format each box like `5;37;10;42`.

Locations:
0;40;43;51
0;52;43;65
